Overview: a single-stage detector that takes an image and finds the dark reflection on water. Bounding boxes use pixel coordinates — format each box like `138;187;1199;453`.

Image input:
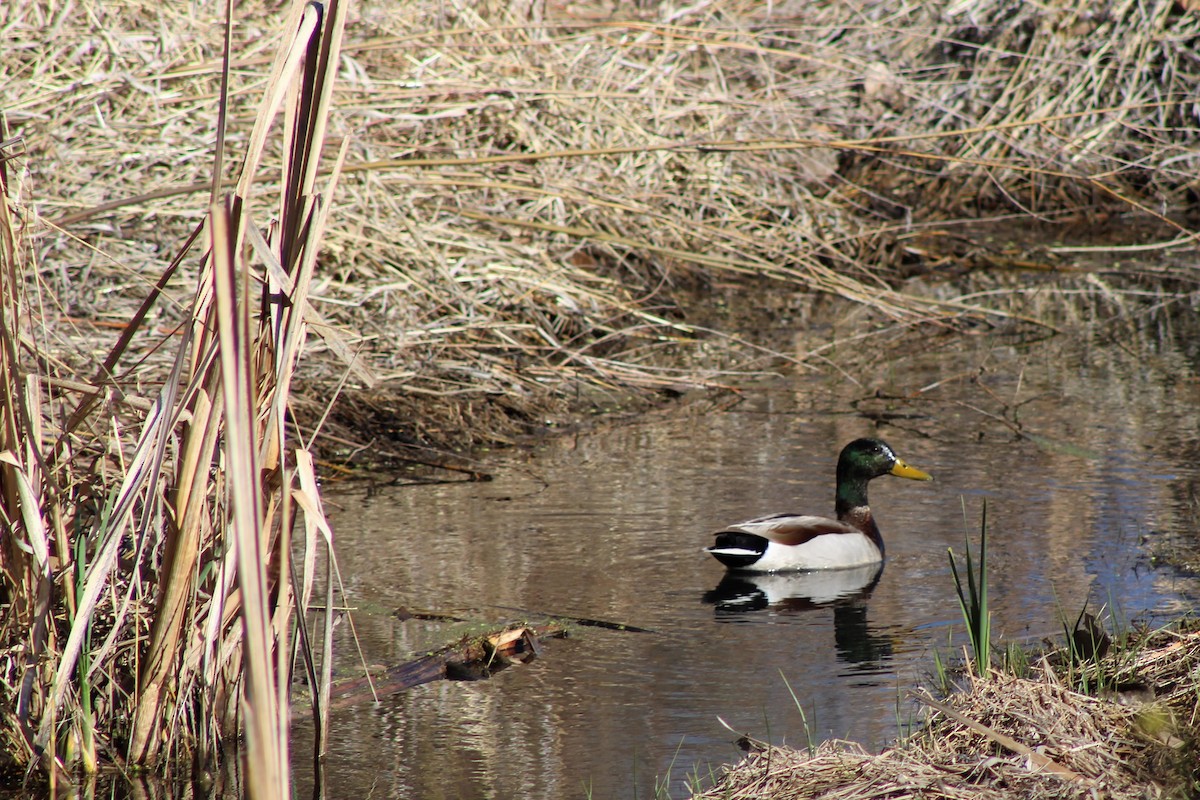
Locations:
703;563;883;613
702;567;897;674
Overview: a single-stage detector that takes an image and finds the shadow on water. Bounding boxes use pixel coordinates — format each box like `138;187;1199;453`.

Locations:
702;563;883;614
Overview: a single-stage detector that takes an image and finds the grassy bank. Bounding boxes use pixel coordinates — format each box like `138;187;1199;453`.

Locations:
3;0;1200;791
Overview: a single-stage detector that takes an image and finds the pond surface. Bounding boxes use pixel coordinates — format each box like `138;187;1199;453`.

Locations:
293;312;1200;800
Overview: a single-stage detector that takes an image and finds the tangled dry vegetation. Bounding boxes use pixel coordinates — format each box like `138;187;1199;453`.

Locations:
3;0;1200;792
9;0;1200;464
698;622;1200;800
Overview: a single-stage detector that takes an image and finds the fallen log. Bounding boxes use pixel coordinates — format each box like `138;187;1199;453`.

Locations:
318;623;568;713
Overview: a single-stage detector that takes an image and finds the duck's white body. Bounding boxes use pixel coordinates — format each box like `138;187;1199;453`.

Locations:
706;512;883;572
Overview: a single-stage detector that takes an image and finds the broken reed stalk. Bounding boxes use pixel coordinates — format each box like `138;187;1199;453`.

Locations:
0;0;346;789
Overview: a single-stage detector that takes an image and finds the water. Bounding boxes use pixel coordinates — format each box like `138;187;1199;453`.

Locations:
292;323;1200;799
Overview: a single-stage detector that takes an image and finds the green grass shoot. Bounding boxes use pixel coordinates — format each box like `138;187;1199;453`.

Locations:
948;499;991;676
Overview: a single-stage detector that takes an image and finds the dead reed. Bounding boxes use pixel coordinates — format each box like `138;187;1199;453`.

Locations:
1;0;348;793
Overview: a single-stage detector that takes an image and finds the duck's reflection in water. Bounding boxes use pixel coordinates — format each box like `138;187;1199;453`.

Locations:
702;564;893;669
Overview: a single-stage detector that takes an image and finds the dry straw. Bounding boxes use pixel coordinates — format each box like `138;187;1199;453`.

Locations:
13;0;1200;467
10;1;1200;467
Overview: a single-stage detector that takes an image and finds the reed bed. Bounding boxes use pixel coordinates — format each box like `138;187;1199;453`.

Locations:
697;623;1200;800
1;0;348;793
3;0;1200;790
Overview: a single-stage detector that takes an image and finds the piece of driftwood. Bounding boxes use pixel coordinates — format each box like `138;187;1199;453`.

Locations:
487;605;656;633
392;606;471;623
320;623;567;713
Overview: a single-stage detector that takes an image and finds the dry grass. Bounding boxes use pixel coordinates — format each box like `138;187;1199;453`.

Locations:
3;0;1200;788
9;0;1200;466
697;624;1200;800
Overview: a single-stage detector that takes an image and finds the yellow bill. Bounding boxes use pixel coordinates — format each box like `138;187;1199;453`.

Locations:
890;459;933;481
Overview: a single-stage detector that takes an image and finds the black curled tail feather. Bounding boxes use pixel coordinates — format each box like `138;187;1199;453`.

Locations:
705;531;767;570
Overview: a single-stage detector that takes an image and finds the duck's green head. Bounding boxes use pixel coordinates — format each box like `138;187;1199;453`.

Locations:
837;438;932;491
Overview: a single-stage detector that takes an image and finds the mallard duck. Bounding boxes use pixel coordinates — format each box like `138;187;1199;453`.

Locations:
706;438;932;572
